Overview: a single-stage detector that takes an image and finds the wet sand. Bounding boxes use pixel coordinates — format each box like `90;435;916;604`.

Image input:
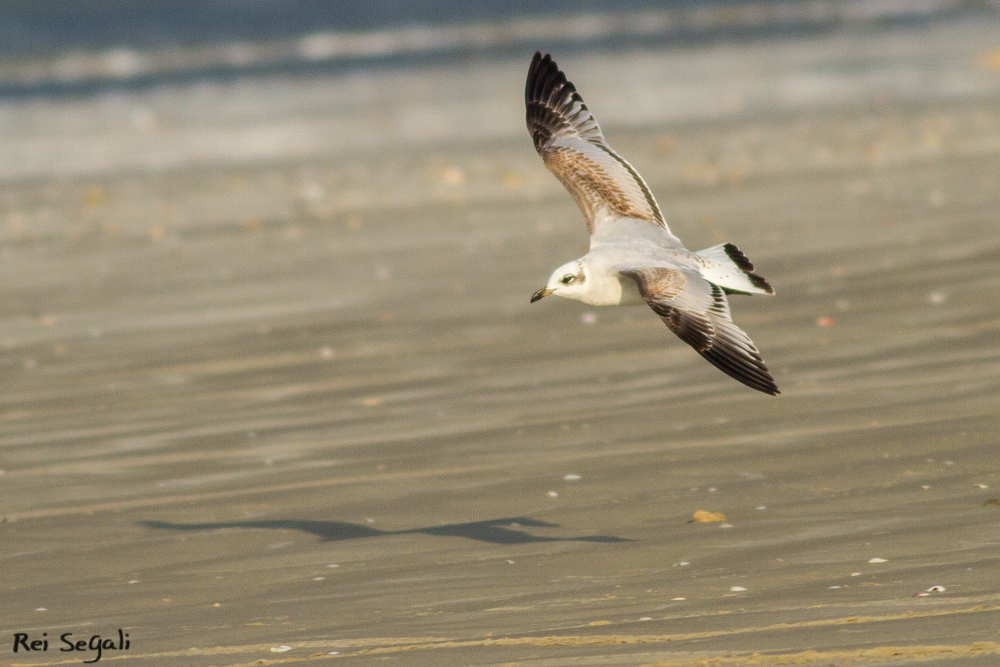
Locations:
3;17;1000;667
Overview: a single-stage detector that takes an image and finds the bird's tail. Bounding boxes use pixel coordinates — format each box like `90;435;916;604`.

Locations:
695;243;774;296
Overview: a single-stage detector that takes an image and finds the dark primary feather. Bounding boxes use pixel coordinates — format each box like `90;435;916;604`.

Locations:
524;52;668;231
525;52;601;150
622;267;780;395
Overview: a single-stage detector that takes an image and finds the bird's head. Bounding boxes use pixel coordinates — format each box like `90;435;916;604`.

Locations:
531;260;588;303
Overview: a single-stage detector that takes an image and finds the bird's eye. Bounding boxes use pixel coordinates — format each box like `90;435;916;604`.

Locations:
561;274;575;284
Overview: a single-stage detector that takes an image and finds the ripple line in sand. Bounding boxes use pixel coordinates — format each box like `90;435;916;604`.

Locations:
342;605;1000;656
634;643;1000;666
0;463;507;522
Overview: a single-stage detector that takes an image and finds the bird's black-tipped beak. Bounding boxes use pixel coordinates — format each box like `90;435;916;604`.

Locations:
531;287;554;303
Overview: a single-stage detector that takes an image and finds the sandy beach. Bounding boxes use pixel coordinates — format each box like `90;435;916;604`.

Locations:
2;13;1000;667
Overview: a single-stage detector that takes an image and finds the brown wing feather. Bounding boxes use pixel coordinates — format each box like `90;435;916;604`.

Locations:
542;147;642;233
621;267;780;395
525;52;667;232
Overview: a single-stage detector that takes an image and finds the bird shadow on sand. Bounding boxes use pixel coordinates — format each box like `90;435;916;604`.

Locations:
140;517;633;545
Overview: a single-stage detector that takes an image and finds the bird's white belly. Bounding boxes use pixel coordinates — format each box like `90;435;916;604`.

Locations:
577;274;645;306
616;275;645;305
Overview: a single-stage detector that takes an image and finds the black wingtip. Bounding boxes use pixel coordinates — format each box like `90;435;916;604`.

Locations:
700;354;780;395
526;51;544;104
526;53;573;106
698;344;780;395
700;283;779;395
526;52;578;151
526;52;553;105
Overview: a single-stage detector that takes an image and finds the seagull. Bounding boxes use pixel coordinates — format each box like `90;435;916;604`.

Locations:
526;52;779;395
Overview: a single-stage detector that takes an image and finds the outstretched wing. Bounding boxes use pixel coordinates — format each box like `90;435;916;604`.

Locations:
620;267;780;395
525;52;669;235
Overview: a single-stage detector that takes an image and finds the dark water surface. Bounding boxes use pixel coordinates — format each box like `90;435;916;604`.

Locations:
0;0;984;96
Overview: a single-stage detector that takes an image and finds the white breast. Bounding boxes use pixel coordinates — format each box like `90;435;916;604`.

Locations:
576;272;645;306
616;275;645;305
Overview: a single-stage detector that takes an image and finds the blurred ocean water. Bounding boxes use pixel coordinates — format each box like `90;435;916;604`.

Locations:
0;0;985;94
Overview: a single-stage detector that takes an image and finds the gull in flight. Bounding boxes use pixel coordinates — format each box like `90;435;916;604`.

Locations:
526;52;779;395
